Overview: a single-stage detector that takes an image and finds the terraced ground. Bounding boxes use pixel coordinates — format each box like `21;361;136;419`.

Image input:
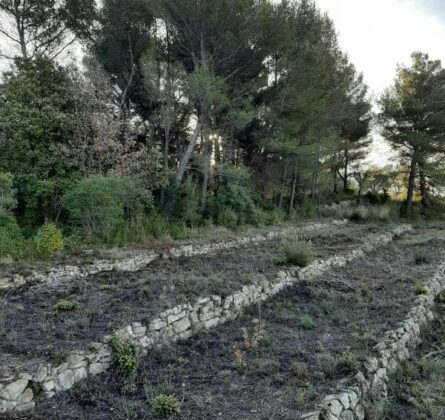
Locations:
2;222;445;419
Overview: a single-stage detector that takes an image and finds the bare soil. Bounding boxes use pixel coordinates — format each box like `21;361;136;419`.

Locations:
0;224;370;361
6;224;445;420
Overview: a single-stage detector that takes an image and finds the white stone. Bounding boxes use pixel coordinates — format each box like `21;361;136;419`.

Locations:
56;370;74;391
0;379;28;401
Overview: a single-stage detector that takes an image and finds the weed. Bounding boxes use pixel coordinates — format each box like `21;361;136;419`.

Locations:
151;394;180;418
435;292;445;303
242;319;265;351
300;315;315;330
233;346;247;374
109;335;137;378
319;353;337;379
337;350;357;375
295;385;316;405
291;362;309;382
274;238;313;267
415;283;428;296
53;299;79;311
255;358;281;376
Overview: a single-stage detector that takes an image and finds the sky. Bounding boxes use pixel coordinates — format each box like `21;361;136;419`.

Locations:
312;0;445;166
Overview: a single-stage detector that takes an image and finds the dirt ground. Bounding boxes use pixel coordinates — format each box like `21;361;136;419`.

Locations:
5;223;445;420
0;224;371;360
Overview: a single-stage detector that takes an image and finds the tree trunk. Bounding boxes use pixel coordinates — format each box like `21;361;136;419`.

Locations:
289;170;297;212
405;156;417;217
343;150;349;192
419;167;431;208
200;129;212;211
278;164;288;211
160;126;171;205
175;119;203;188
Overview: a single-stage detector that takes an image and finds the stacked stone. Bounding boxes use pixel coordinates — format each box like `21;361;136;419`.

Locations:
0;224;410;414
301;252;445;420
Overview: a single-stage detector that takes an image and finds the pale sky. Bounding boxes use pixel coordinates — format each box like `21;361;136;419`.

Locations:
313;0;445;166
315;0;445;96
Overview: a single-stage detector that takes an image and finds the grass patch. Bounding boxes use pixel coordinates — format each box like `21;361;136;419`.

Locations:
415;283;428;296
274;238;313;267
53;299;79;311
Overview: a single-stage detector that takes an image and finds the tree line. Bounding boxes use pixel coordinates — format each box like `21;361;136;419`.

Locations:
0;0;444;255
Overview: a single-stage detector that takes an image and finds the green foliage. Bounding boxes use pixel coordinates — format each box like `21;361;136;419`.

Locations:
216;208;239;230
0;58;78;225
0;173;17;214
109;335;137;378
34;223;64;258
300;315;315;330
170;177;202;227
169;222;190;240
346;205;391;223
64;176;152;245
274;238;314;267
209;183;259;228
151;394;181;418
415;283;428;296
0;214;25;258
53;299;79;312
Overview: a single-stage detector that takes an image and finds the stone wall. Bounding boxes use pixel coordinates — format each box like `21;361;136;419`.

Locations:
302;252;445;420
0;221;344;291
0;225;411;414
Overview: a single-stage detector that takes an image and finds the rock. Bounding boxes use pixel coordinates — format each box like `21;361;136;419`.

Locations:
17;388;33;404
301;411;320;420
172;317;191;334
55;370;74;391
321;397;343;417
339;411;354;420
0;379;29;401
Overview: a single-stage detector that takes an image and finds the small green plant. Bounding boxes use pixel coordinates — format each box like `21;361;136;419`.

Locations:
415;283;428;296
151;394;180;418
337;351;357;375
300;315;315;330
291;362;309;381
295;385;316;405
34;223;64;258
53;299;78;311
274;238;313;267
319;353;337;379
255;358;281;376
435;292;445;303
109;335;137;378
0;214;25;258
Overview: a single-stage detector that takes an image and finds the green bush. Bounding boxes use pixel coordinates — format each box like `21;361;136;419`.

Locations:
34;223;64;258
64;176;152;245
170;177;202;227
109;335;137;378
151;394;181;418
274;238;314;267
415;283;428;296
169;221;190;240
53;299;78;311
0;214;25;258
217;207;239;230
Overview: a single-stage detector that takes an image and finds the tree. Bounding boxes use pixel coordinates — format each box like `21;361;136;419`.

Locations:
0;0;96;60
0;58;77;224
380;52;445;216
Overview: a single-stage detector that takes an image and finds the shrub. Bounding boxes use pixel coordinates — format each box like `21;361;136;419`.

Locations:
217;208;238;230
414;253;430;265
170;177;202;227
151;394;181;418
274;238;313;267
0;214;25;258
291;362;309;381
415;283;428;296
346;205;391;223
300;315;315;330
53;299;78;311
64;176;152;245
109;335;137;378
208;182;259;227
169;221;190;240
34;223;64;258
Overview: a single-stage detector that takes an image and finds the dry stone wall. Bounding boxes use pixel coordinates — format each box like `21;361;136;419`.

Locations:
0;224;411;414
302;252;445;420
0;221;344;291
